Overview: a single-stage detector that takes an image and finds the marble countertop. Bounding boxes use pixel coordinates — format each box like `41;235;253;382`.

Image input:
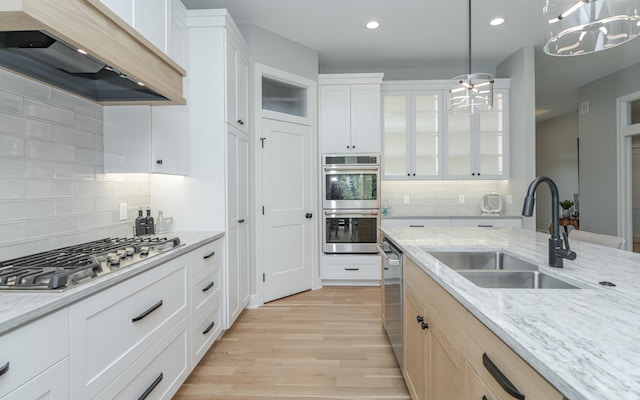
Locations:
0;231;224;335
380;226;640;400
382;214;522;219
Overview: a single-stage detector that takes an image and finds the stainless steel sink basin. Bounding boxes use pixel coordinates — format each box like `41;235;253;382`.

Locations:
429;251;581;289
429;251;538;271
457;271;580;289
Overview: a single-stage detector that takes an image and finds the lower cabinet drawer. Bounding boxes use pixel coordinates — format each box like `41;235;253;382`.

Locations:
464;362;498;400
191;239;223;277
1;358;69;400
0;308;69;398
70;258;188;400
192;300;223;366
321;255;381;280
466;314;564;400
191;266;221;316
95;320;189;400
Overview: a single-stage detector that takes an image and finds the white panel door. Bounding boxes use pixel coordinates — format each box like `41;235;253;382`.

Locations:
262;118;313;302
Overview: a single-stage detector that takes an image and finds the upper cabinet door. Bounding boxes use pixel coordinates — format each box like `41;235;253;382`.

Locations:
383;92;411;179
320;85;351;153
226;36;249;133
350;84;381;153
134;0;171;53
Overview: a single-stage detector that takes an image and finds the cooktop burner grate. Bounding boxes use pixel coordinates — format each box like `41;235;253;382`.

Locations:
0;237;181;291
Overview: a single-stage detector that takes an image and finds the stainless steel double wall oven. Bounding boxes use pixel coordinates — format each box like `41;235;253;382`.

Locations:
322;155;380;254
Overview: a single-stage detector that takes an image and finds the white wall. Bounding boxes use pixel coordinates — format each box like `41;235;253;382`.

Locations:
0;69;150;260
496;46;537;229
535;112;579;231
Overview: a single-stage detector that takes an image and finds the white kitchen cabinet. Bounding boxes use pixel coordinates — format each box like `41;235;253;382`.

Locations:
381;218;451;228
69;256;188;400
382;90;443;180
444;87;510;179
0;309;69;399
99;0;171;54
104;105;187;175
226;35;249;133
321;254;381;285
319;74;384;154
226;125;250;326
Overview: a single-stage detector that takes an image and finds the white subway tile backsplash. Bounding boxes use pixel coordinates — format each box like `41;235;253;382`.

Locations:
0;157;52;179
25;180;76;198
0;179;24;199
0;134;24;157
0;200;52;222
0;69;150;254
77;181;113;197
54;198;96;215
0;68;51;102
0;222;25;243
0;90;24;116
25;216;77;238
75;114;102;134
52;126;96;149
52;90;95;116
77;212;113;230
25;100;75;126
0;112;52;140
53;162;95;180
25;140;75;162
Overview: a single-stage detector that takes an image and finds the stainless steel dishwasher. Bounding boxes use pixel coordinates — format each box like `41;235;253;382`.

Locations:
379;238;403;367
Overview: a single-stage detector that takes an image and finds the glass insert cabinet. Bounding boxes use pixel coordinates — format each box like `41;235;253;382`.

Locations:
382;81;510;180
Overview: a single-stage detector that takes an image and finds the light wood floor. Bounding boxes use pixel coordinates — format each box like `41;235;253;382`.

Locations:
174;286;410;399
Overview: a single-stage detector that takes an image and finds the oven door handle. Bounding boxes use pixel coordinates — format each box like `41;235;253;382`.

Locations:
377;244;400;266
323;167;379;172
324;210;379;216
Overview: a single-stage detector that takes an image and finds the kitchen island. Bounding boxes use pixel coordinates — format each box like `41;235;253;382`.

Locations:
381;226;640;400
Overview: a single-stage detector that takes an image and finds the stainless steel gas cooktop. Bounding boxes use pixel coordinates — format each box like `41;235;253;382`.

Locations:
0;237;181;292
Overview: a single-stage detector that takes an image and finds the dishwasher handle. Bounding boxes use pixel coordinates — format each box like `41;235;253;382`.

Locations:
377;244;400;266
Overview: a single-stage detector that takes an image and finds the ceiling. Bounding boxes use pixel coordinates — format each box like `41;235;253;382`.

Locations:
181;0;640;121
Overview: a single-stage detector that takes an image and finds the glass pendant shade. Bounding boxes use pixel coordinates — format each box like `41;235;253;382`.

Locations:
448;0;494;113
449;73;495;113
544;0;640;56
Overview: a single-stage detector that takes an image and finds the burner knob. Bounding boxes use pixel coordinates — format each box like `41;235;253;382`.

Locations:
125;247;135;256
140;246;150;255
107;253;121;265
116;249;126;258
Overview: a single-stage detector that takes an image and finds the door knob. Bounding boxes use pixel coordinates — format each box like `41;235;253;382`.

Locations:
305;213;313;219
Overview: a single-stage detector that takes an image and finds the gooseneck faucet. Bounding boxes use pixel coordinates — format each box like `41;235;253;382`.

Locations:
522;176;577;268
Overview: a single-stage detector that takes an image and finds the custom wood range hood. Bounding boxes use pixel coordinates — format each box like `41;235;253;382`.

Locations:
0;0;186;104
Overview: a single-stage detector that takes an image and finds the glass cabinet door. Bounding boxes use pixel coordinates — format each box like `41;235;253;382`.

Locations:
478;92;506;176
383;93;410;178
445;111;472;177
413;92;441;178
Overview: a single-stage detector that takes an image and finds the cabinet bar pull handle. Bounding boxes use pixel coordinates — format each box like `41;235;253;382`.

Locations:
482;397;488;400
478;224;494;228
238;219;245;223
203;251;215;259
137;372;163;400
344;267;360;271
0;362;9;377
203;321;216;335
202;281;214;292
132;300;163;322
482;353;525;400
409;225;425;228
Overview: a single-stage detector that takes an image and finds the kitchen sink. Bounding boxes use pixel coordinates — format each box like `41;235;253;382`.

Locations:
429;251;538;271
457;271;580;289
429;251;581;289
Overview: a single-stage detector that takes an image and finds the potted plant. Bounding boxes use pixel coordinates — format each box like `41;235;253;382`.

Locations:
560;200;574;218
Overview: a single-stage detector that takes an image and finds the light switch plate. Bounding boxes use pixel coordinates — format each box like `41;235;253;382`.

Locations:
119;203;128;220
458;195;465;204
506;195;513;205
403;195;410;204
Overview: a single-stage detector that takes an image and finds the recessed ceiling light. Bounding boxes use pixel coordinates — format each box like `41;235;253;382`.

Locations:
490;17;505;26
366;20;380;29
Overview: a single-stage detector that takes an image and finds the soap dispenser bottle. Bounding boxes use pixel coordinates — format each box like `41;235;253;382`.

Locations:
145;207;155;235
135;208;146;236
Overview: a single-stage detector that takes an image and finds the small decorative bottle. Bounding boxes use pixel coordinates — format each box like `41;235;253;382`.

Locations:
145;207;155;235
135;208;146;236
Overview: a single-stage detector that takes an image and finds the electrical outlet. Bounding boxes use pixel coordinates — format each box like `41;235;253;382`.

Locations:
506;195;513;205
403;195;410;204
458;195;465;204
119;203;128;220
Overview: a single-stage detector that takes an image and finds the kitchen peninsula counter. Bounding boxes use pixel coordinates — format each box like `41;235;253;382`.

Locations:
381;226;640;400
0;231;224;335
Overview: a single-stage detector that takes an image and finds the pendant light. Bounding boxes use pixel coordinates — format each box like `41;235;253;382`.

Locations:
544;0;640;56
448;0;494;114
